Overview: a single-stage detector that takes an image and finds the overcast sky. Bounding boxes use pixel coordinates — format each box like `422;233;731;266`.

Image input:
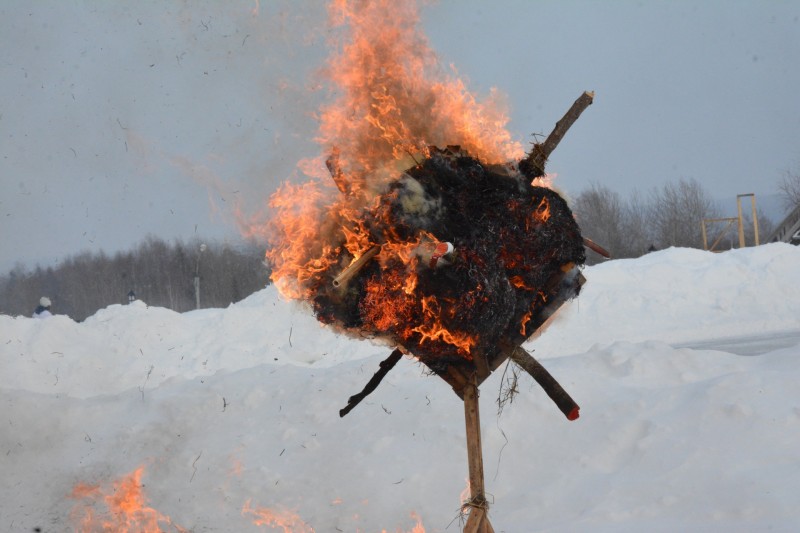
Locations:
2;1;799;274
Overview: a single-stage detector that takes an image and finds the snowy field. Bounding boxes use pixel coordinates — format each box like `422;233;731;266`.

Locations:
2;244;799;532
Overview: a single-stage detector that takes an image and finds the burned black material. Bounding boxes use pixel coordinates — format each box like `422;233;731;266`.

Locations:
339;348;403;417
311;148;585;377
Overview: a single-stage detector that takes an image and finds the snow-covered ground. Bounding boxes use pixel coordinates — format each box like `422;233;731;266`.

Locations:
2;244;799;532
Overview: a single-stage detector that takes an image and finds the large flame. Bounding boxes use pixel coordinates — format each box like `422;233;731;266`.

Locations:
265;0;527;357
69;467;186;532
319;0;522;180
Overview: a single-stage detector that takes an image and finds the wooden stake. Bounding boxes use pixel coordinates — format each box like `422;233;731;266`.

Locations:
332;245;380;288
520;91;595;178
510;347;580;421
583;236;611;259
339;349;403;417
462;372;495;533
737;193;759;246
737;195;746;248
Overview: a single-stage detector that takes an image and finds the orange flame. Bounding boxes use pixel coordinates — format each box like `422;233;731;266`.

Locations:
519;291;548;336
242;500;315;532
320;0;522;183
380;511;427;533
519;309;533;336
509;276;533;290
459;478;472;505
260;0;553;363
412;296;476;355
407;511;426;533
533;197;552;224
266;0;523;297
244;497;425;532
69;467;186;532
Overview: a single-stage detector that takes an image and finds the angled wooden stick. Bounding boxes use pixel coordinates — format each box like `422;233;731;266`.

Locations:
462;372;496;533
510;347;580;421
332;245;381;288
583;236;611;259
325;146;349;195
339;349;403;417
520;91;594;179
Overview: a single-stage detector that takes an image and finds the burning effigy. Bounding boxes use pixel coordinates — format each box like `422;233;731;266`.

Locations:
292;139;590;418
266;0;594;399
317;144;585;364
263;2;596;530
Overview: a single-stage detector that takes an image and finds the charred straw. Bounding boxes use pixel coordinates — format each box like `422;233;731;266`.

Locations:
321;91;597;420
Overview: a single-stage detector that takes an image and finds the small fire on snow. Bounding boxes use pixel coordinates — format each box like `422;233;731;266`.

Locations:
242;500;426;532
382;511;426;533
69;467;186;532
69;469;426;532
242;500;315;533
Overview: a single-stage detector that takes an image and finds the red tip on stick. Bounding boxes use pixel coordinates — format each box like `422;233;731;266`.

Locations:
509;347;581;422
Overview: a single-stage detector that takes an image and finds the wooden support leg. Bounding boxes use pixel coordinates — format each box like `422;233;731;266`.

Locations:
510;347;580;421
339;349;403;417
463;373;496;533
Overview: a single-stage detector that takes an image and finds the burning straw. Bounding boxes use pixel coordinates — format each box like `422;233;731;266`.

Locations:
261;1;596;529
263;0;594;413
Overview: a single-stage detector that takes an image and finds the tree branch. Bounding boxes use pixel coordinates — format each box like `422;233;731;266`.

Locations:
339;349;404;417
509;347;580;420
520;91;594;179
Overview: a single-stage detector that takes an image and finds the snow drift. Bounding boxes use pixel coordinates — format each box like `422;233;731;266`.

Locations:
1;244;799;531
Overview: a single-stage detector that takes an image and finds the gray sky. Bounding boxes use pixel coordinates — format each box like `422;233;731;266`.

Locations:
2;1;799;274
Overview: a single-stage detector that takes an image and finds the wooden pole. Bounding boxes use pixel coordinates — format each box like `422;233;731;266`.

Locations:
752;195;760;245
701;217;738;252
583;237;611;259
332;245;380;287
739;193;760;245
510;347;580;421
519;91;594;179
737;196;745;248
735;193;760;247
462;373;495;533
339;349;403;417
701;220;709;251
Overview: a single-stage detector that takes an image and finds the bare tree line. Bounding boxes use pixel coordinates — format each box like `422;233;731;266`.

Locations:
0;236;270;321
4;173;795;318
572;178;776;264
779;163;800;212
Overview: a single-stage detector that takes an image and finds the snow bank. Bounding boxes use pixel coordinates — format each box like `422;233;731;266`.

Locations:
1;244;799;531
530;243;800;356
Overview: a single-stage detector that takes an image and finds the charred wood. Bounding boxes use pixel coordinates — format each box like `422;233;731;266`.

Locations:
583;236;611;259
519;91;594;179
509;347;580;420
332;245;381;288
325;146;350;195
462;372;495;533
473;348;491;381
339;349;403;417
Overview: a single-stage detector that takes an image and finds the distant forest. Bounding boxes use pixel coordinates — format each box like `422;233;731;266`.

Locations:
570;178;775;264
0;236;270;321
